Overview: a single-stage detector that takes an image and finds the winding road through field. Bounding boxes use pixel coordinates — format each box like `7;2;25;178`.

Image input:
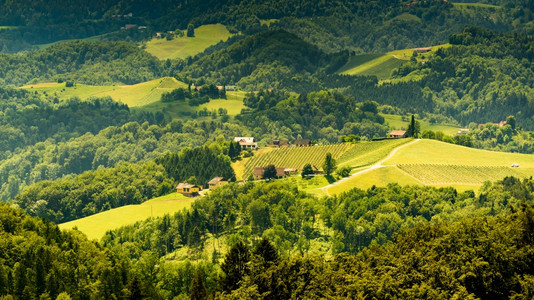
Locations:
321;139;421;195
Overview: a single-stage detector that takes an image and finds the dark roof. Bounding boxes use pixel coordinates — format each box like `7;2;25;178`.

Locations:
294;139;311;145
176;183;201;189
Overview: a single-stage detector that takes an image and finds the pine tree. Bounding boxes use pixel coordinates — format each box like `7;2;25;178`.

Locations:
187;24;195;37
127;277;143;300
221;241;250;292
263;165;277;180
189;270;207;300
253;238;279;269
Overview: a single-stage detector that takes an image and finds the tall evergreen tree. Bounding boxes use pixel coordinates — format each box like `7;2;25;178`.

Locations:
127;277;143;300
187;24;195;37
189;270;207;300
263;164;277;180
253;238;279;269
221;241;250;292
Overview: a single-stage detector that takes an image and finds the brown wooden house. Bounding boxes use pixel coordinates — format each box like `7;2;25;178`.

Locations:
253;167;286;180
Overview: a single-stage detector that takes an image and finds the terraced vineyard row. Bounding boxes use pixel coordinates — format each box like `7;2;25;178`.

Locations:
243;144;351;178
398;164;534;185
337;138;411;167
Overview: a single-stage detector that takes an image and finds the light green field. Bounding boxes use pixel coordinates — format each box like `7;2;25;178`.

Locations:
0;26;18;30
241;144;352;179
327;139;534;195
384;139;534;167
338;54;408;79
260;19;279;27
453;2;500;9
382;114;461;136
22;77;187;107
200;91;247;115
398;164;534;185
337;139;411;168
390;13;421;23
145;24;232;60
59;193;195;240
327;166;422;194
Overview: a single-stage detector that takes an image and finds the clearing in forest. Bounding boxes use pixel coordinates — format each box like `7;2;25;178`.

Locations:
59;193;195;240
145;24;233;60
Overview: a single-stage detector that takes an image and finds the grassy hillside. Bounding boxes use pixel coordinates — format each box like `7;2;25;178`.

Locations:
145;24;233;60
59;193;195;240
23;77;187;107
327;139;534;195
338;53;408;80
337;138;411;167
337;45;448;80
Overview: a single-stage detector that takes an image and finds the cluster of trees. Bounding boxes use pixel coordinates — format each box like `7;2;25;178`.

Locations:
0;40;165;85
0;89;136;154
161;84;225;106
14;161;173;223
238;90;388;142
156;145;235;187
0;204;130;299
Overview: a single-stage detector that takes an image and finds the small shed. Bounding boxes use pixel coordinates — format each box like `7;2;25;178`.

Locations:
389;130;407;138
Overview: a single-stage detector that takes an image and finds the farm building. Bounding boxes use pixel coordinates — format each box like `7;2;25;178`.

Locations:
208;177;228;190
294;139;311;147
414;47;431;53
268;139;290;148
389;130;408;138
176;183;202;197
300;164;323;175
234;137;258;150
253;167;286;180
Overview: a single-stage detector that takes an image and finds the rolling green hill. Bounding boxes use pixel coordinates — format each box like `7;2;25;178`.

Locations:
144;24;233;60
23;77;186;107
59;193;195;240
327;139;534;195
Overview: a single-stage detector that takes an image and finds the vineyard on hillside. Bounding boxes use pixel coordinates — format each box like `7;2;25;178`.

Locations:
398;164;534;185
337;138;411;167
242;144;351;178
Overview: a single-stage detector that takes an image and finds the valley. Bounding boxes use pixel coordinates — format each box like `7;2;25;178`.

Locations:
0;1;533;299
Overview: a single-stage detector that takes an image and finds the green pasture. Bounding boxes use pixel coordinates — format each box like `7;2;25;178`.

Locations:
22;77;187;107
145;24;233;60
338;53;408;79
452;2;500;9
381;113;461;136
59;193;195;240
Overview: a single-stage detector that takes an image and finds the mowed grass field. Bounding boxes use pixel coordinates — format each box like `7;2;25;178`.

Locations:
59;193;195;240
22;77;187;107
382;114;461;136
145;24;233;60
337;138;411;167
327;139;534;195
337;53;408;80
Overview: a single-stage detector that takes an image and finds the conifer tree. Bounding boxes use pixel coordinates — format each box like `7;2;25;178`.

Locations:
221;241;250;292
190;270;207;300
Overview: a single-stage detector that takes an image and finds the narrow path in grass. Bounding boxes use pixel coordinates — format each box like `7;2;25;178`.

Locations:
321;139;421;195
